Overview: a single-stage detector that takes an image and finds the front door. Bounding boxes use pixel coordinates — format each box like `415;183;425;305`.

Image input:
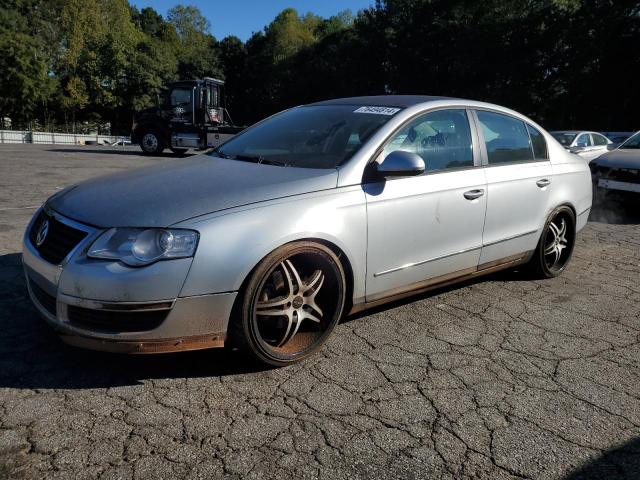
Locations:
365;109;487;301
163;85;194;126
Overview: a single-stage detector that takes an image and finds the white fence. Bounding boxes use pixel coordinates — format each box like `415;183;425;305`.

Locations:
0;130;130;145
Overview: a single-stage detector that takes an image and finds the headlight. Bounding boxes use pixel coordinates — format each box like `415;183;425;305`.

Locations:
88;228;198;267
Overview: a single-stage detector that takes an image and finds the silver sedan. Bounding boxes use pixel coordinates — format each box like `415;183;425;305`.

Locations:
550;130;612;162
23;96;593;365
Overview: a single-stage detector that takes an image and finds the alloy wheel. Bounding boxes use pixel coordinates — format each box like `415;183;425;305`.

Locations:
249;249;343;361
542;210;574;274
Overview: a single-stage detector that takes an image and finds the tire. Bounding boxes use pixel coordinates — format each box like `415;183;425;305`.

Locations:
527;205;576;278
139;129;164;155
230;241;346;366
170;147;189;155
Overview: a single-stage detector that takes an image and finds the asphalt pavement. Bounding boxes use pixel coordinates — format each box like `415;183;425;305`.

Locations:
0;144;639;479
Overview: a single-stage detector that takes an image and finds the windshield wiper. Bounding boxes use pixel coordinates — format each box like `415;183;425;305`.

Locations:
260;158;290;167
233;154;289;166
212;149;231;159
233;154;264;163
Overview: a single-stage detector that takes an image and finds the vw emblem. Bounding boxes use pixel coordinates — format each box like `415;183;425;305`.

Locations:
174;106;185;114
36;219;49;247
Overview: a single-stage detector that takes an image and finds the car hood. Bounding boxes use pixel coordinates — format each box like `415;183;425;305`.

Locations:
48;155;338;228
594;149;640;169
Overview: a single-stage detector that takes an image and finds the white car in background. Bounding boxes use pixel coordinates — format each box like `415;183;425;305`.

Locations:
550;131;612;162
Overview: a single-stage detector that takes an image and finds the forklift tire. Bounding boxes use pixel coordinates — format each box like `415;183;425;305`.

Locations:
170;147;189;155
140;129;164;155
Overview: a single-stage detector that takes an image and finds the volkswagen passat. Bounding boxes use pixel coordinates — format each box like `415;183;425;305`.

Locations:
23;96;592;366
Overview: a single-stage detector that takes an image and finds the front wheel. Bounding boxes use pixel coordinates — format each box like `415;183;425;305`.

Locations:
528;206;576;278
230;242;346;366
140;130;164;155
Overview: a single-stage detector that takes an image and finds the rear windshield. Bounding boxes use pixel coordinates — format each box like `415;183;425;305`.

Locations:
211;105;401;169
551;132;577;146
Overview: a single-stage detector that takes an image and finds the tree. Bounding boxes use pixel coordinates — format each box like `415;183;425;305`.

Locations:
1;1;638;133
0;0;57;128
167;5;221;79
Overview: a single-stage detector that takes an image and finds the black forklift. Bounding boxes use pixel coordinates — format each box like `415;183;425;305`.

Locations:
131;78;244;155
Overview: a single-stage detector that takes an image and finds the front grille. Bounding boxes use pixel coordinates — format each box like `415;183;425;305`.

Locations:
29;279;57;316
67;306;169;333
595;166;640;184
29;210;88;264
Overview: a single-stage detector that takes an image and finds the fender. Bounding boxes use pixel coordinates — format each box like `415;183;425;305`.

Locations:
174;187;368;303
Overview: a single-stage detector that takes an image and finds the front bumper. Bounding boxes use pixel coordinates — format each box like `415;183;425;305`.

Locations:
22;208;237;353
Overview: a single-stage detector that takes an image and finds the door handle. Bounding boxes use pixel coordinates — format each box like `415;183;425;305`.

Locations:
463;189;485;200
536;178;551;188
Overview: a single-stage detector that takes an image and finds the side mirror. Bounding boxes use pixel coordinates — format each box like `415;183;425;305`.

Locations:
375;150;425;178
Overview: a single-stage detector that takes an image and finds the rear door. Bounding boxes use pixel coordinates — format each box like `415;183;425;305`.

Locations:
574;132;600;162
590;133;610;161
473;110;552;268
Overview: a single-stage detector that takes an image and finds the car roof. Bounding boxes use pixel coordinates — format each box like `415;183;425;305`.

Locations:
552;130;610;134
307;95;456;108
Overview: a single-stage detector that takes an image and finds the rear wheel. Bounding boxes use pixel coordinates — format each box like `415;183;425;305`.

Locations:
230;242;346;366
140;129;164;155
528;206;576;278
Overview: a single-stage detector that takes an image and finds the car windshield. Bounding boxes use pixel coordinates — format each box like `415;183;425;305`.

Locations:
619;131;640;149
551;132;577;146
211;105;401;169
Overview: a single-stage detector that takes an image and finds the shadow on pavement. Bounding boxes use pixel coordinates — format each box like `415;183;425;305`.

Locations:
46;148;196;158
563;436;640;479
589;188;640;225
0;252;268;390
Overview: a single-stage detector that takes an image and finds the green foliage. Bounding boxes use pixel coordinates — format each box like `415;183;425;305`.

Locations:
0;0;57;127
167;4;220;79
0;1;638;133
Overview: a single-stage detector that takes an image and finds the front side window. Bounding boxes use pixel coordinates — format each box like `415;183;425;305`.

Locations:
477;111;533;164
576;133;592;147
213;105;399;169
382;109;474;172
526;124;549;160
170;88;192;107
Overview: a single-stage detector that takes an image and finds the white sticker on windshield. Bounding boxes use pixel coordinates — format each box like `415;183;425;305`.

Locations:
353;106;401;115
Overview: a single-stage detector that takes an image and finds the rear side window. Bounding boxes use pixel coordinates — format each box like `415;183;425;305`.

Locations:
592;134;608;146
526;124;549;160
476;111;534;164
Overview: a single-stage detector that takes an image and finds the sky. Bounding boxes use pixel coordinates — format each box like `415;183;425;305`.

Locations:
129;0;376;41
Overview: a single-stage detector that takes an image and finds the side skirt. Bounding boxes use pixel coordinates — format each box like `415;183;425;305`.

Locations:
348;251;533;315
